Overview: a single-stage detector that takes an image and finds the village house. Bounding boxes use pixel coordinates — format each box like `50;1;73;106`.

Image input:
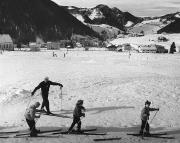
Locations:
155;44;168;53
0;34;16;51
29;42;40;51
47;42;61;50
138;45;157;53
122;43;133;51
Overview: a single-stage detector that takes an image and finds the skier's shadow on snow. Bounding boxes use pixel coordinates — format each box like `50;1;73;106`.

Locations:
86;125;164;133
44;113;72;119
53;106;135;115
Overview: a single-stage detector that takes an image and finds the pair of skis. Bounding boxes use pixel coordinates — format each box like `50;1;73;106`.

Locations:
0;130;175;140
0;128;106;138
0;128;62;138
127;133;175;139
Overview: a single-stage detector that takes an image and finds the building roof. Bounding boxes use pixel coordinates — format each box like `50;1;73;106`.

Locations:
0;34;13;44
140;45;156;50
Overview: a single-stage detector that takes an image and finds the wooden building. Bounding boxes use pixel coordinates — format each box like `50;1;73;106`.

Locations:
47;42;60;50
0;34;15;51
138;45;157;53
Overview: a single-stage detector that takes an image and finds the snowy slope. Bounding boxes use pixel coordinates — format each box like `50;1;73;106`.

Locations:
127;12;180;35
127;18;166;34
139;19;161;26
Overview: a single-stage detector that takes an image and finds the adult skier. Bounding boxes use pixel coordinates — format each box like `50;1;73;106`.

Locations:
31;77;63;114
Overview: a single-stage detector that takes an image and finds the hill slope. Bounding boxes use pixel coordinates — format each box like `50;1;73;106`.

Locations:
158;19;180;34
128;12;180;35
0;0;100;44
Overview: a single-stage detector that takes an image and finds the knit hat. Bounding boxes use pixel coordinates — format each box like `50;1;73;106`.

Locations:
34;102;40;107
145;100;151;105
76;100;83;105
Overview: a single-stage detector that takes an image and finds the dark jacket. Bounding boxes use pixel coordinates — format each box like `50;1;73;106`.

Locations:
32;81;63;97
141;107;157;121
73;105;85;118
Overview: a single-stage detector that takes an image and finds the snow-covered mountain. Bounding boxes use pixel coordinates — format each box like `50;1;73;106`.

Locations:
65;4;142;30
62;4;142;39
63;4;180;37
63;5;142;30
62;4;180;37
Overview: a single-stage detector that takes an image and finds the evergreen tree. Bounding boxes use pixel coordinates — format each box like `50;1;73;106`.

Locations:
170;42;176;54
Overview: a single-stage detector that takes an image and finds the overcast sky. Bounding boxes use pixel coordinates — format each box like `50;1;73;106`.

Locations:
51;0;180;17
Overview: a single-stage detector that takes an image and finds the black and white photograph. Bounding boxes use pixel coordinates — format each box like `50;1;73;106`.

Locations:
0;0;180;142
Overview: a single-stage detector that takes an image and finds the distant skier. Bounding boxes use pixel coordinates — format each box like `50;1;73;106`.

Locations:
68;100;86;133
24;102;41;137
139;100;159;135
128;51;131;59
53;52;57;57
31;77;63;114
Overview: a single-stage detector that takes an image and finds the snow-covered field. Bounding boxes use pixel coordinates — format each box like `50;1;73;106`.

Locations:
0;50;180;142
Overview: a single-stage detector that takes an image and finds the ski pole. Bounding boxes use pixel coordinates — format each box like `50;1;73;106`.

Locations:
150;110;159;124
60;87;63;111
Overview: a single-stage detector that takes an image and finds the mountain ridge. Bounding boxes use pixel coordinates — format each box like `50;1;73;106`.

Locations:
62;4;143;31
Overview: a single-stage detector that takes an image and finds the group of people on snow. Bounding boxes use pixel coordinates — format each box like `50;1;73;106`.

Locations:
25;77;159;137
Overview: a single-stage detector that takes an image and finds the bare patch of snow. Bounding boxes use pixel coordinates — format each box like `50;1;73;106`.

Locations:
73;14;84;23
125;21;134;27
67;6;74;10
175;13;180;18
89;9;104;20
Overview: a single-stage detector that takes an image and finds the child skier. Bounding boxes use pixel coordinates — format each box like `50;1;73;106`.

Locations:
24;102;41;137
68;100;86;133
139;100;159;135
